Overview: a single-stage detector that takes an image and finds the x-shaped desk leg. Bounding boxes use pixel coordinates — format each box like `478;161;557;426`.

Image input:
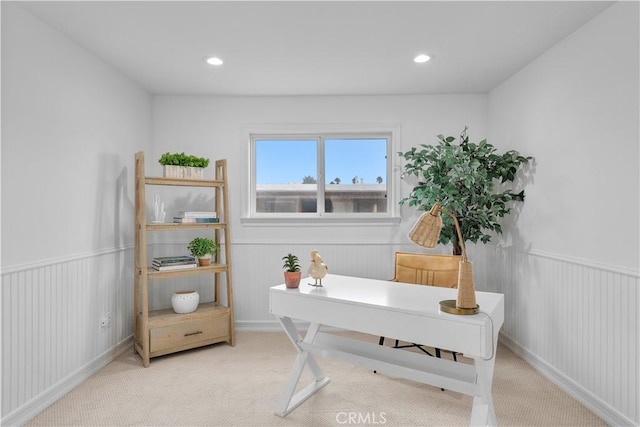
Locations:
274;316;330;417
470;330;499;427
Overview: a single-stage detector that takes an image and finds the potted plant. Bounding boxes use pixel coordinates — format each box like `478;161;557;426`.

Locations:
187;237;219;266
399;127;533;255
159;152;210;179
282;253;302;288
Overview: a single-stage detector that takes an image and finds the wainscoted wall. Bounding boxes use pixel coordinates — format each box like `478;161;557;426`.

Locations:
1;249;134;426
2;242;637;426
0;240;419;426
478;245;639;426
231;241;423;328
482;3;639;423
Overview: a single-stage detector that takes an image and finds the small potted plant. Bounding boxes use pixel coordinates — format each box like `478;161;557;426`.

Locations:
282;253;302;289
187;237;219;266
159;152;210;179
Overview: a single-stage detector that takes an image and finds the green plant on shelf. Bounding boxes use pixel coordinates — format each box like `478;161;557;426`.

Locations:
187;237;219;258
159;152;210;168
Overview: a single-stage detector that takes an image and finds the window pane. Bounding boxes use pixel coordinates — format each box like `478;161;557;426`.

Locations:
325;138;387;213
255;139;317;213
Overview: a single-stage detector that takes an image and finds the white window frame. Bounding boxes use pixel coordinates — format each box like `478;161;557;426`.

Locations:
240;123;401;226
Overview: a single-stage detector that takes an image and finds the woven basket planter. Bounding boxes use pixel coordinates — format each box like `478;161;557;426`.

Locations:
163;165;205;180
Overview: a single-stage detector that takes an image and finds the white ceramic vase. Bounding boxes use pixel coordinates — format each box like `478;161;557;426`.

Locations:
171;290;200;314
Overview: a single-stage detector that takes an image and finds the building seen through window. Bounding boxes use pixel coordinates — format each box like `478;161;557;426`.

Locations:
252;135;389;216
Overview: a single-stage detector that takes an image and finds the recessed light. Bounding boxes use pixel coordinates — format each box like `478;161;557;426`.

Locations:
204;56;224;66
414;54;431;64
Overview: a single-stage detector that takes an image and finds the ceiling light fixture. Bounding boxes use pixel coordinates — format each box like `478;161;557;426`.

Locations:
414;54;431;64
204;56;224;66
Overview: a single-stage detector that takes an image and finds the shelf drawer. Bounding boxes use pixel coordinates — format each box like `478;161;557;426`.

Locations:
150;315;230;354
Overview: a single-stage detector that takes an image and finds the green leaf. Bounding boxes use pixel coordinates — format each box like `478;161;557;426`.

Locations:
397;127;533;248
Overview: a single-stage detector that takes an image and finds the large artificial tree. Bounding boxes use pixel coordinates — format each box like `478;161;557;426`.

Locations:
399;127;533;255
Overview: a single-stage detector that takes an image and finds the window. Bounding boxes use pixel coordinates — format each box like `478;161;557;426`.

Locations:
249;133;393;219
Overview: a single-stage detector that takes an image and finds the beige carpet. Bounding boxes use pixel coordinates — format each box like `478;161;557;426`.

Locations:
26;331;605;426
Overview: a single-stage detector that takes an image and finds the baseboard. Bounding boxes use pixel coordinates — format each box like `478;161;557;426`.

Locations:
498;333;636;427
1;336;133;427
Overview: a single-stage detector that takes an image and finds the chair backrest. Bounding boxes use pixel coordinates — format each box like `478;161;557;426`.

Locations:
392;252;461;288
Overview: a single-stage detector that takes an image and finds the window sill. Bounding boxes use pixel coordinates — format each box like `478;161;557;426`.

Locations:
240;216;402;227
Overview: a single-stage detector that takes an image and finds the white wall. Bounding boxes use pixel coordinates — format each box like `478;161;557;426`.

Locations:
1;3;152;425
488;1;639;272
150;94;488;323
486;2;639;425
151;94;487;243
1;3;151;267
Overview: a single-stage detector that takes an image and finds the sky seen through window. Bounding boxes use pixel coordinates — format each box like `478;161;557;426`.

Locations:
255;138;387;185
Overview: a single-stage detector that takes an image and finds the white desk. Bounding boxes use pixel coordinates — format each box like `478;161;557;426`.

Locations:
269;274;504;426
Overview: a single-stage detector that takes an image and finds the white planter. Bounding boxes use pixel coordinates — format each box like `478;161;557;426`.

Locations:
171;290;200;314
163;165;205;180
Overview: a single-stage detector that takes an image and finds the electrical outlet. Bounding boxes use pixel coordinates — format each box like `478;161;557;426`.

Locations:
100;312;112;328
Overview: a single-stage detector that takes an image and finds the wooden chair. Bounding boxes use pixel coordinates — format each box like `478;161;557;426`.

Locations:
379;251;461;361
392;251;460;288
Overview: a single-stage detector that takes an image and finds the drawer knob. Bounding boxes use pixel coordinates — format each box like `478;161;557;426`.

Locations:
184;330;203;337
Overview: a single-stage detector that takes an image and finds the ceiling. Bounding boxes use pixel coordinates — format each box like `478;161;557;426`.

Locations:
18;1;613;96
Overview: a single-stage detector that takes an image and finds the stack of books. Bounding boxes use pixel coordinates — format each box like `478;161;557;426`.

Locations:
173;211;219;224
152;256;198;271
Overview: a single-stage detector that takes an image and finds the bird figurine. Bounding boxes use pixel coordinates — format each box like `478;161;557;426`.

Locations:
307;249;328;287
